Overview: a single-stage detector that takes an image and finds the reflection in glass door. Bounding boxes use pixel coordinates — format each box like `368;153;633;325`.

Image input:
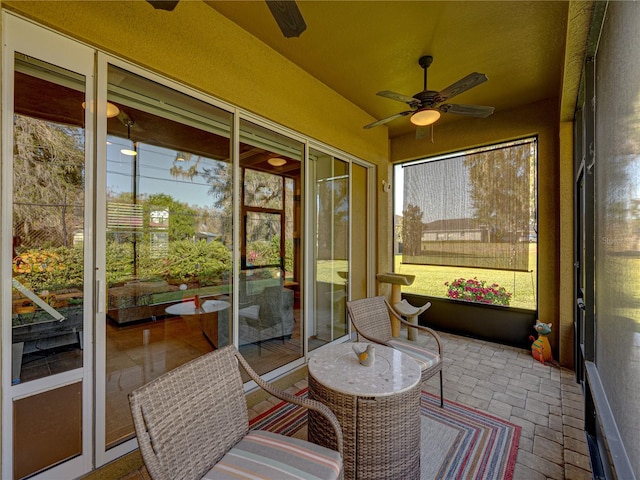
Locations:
101;65;233;451
3;15;94;479
309;149;349;350
238;120;304;375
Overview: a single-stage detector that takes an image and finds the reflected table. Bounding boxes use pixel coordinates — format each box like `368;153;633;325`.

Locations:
307;342;422;480
165;299;229;348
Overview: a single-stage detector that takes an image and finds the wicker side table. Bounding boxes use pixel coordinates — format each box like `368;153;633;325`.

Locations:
307;343;422;480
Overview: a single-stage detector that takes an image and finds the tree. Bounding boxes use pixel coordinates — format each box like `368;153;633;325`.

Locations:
464;142;534;242
402;203;424;256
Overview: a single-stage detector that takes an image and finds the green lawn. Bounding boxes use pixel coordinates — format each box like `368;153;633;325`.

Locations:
394;246;538;310
314;250;537;310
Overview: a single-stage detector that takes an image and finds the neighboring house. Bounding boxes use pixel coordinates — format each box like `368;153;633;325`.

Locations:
421;218;489;243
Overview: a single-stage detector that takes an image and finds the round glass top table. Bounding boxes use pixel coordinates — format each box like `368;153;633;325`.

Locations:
164;299;229;316
307;342;421;480
165;299;229;348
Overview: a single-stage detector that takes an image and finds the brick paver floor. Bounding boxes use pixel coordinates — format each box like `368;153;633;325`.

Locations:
248;331;593;480
118;330;592;479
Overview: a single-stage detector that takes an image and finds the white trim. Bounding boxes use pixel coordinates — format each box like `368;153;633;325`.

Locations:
81;40;97;478
365;161;377;297
9;370;84;400
93;52;110;468
96;55;234;117
303;144;314;355
99;437;139;466
2;12;95;479
232;109;241;348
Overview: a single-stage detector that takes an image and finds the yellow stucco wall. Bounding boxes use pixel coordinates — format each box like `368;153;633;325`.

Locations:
390;98;566;363
558;121;574;368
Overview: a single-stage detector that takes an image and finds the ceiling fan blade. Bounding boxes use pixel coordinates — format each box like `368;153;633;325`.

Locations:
435;72;488;103
439;103;495;118
145;0;180;11
364;111;413;129
377;90;421;107
266;1;307;38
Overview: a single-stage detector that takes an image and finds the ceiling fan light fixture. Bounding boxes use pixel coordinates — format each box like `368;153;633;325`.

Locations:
268;157;287;167
410;109;441;126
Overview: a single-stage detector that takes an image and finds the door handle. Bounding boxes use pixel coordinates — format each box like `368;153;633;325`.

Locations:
97;279;105;313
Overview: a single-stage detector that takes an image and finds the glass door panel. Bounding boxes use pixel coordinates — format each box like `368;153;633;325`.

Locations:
11;55;86;384
309;149;349;350
238;120;303;375
5;31;92;478
103;65;232;449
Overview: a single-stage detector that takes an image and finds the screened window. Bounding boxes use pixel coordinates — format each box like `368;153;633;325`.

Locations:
394;138;537;310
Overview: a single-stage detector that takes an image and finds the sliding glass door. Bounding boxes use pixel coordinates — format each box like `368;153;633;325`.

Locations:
308;149;349;349
98;63;233;457
238;119;304;375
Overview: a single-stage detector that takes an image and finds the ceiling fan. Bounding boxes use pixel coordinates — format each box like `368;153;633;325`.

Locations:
146;1;307;38
364;55;494;131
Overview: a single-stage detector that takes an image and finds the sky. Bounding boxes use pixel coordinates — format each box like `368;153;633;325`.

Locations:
106;137;217;208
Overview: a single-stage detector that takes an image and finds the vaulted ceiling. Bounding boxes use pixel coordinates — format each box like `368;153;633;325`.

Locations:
203;1;592;139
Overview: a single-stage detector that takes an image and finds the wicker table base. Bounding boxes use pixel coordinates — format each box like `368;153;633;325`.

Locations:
307;343;421;480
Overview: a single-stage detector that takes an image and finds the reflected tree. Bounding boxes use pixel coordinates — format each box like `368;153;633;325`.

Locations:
169;152;233;246
13;115;84;249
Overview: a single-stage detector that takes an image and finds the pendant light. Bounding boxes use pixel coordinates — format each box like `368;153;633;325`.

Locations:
268;157;287;167
81;101;120;118
121;119;137;157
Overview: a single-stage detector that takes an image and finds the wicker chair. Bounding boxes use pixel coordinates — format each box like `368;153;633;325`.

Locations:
347;295;444;407
129;345;344;480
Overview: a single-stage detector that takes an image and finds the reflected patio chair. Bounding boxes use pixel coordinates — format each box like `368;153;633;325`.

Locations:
346;295;444;407
240;284;294;354
129;345;343;480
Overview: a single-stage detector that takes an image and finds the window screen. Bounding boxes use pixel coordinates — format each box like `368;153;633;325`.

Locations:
401;138;537;272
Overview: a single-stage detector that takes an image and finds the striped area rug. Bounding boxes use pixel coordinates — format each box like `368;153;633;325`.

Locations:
250;388;520;480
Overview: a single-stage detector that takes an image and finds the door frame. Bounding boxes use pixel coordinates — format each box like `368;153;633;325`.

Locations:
2;13;96;479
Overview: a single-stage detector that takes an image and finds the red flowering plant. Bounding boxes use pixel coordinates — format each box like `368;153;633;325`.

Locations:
444;277;512;306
